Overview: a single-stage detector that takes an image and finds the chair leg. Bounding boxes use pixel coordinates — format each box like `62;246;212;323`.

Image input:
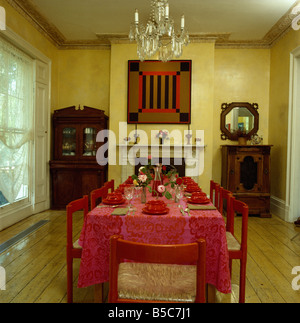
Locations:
239;258;247;303
229;259;233;278
67;257;73;303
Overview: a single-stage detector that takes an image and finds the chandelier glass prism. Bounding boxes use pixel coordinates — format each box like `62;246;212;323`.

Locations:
129;0;190;62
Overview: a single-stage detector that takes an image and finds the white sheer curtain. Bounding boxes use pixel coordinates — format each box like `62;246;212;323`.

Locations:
0;36;33;204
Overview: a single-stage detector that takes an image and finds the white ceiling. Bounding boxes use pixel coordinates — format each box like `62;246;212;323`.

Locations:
14;0;300;46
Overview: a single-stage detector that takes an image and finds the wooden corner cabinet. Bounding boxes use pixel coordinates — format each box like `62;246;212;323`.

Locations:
221;145;272;218
50;106;108;209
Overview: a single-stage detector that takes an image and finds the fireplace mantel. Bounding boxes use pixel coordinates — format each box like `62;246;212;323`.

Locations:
118;143;205;183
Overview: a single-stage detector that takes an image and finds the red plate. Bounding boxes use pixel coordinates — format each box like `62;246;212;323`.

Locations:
188;199;210;204
185;189;202;193
102;198;126;205
142;207;169;215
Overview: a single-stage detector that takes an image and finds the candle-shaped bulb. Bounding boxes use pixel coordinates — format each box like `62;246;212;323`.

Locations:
135;9;139;24
181;15;185;29
165;4;169;19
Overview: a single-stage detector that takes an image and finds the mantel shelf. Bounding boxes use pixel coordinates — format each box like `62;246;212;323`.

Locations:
117;144;206;148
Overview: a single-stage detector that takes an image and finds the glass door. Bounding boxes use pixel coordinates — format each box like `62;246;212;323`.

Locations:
83;127;97;156
62;127;76;156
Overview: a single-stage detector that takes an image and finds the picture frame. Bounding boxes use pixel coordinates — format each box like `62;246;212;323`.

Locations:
127;60;192;124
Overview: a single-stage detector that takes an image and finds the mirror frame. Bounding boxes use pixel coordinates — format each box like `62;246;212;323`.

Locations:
220;102;259;141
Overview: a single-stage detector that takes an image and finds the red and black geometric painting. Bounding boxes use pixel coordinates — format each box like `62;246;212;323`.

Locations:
127;60;192;124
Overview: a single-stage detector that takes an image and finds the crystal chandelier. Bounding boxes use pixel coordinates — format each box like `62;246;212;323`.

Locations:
129;0;190;62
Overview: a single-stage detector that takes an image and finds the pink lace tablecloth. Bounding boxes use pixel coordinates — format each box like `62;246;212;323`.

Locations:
77;194;231;294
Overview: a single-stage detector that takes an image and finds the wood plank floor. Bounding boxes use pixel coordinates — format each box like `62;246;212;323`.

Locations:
0;209;300;303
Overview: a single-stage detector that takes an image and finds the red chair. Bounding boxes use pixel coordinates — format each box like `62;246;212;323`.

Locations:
104;179;114;193
210;180;221;211
66;195;88;303
90;185;108;209
219;187;233;218
108;235;206;303
226;197;249;303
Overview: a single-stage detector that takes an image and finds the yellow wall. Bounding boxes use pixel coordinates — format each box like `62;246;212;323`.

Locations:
214;49;271;182
55;49;110;114
269;29;300;200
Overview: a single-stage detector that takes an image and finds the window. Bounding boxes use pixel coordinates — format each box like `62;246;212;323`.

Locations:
0;36;34;207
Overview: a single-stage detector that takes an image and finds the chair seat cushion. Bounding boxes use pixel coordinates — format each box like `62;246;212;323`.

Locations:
226;232;240;251
73;239;82;249
118;262;196;302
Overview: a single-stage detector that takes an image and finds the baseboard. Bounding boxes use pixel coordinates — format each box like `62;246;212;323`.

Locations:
270;195;289;222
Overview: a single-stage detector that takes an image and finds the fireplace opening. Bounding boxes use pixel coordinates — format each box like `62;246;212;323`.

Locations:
134;157;186;177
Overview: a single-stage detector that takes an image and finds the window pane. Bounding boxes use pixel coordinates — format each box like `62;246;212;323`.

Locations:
0;36;33;206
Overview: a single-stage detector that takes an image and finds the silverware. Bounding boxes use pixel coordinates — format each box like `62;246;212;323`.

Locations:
178;205;185;216
185;208;191;216
97;205;121;208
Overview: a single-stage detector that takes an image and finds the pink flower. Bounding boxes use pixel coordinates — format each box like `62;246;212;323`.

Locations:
138;174;147;183
157;185;166;193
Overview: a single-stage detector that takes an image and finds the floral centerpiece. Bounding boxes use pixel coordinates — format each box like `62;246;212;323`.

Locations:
156;130;169;145
131;160;183;203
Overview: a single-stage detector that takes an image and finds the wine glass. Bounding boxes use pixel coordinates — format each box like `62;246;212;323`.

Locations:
175;185;183;202
124;186;134;211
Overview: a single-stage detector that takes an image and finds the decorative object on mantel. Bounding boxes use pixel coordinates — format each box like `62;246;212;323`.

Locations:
156;129;169;145
123;136;131;143
220;102;259;144
129;0;190;62
250;134;263;145
127;60;192;124
186;125;192;145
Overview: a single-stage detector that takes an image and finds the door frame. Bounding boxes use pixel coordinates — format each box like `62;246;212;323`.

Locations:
286;45;300;223
0;27;51;230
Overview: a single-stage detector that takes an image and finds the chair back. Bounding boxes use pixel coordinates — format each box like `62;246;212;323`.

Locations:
109;235;206;303
66;195;88;250
219;187;233;226
90;186;108;209
105;180;114;193
227;198;249;249
210;180;221;210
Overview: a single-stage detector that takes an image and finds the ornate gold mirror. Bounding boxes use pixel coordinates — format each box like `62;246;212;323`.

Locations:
220;102;259;142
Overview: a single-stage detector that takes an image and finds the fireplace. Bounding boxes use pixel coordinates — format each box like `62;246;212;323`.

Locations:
134;157;186;177
118;144;204;185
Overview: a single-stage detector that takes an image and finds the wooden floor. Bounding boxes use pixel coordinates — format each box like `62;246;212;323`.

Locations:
0;209;300;303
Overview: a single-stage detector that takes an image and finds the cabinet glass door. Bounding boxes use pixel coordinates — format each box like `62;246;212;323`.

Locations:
83;127;97;156
62;127;76;156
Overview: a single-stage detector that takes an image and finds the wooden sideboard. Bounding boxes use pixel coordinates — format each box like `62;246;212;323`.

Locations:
50;106;108;209
221;145;272;218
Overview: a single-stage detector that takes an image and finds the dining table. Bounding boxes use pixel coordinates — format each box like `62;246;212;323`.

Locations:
77;183;232;302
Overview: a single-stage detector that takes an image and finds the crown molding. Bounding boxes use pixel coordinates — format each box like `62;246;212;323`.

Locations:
6;0;300;50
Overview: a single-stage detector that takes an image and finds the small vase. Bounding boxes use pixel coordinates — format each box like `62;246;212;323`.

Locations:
238;137;247;145
141;186;147;204
159;137;164;145
152;166;163;197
